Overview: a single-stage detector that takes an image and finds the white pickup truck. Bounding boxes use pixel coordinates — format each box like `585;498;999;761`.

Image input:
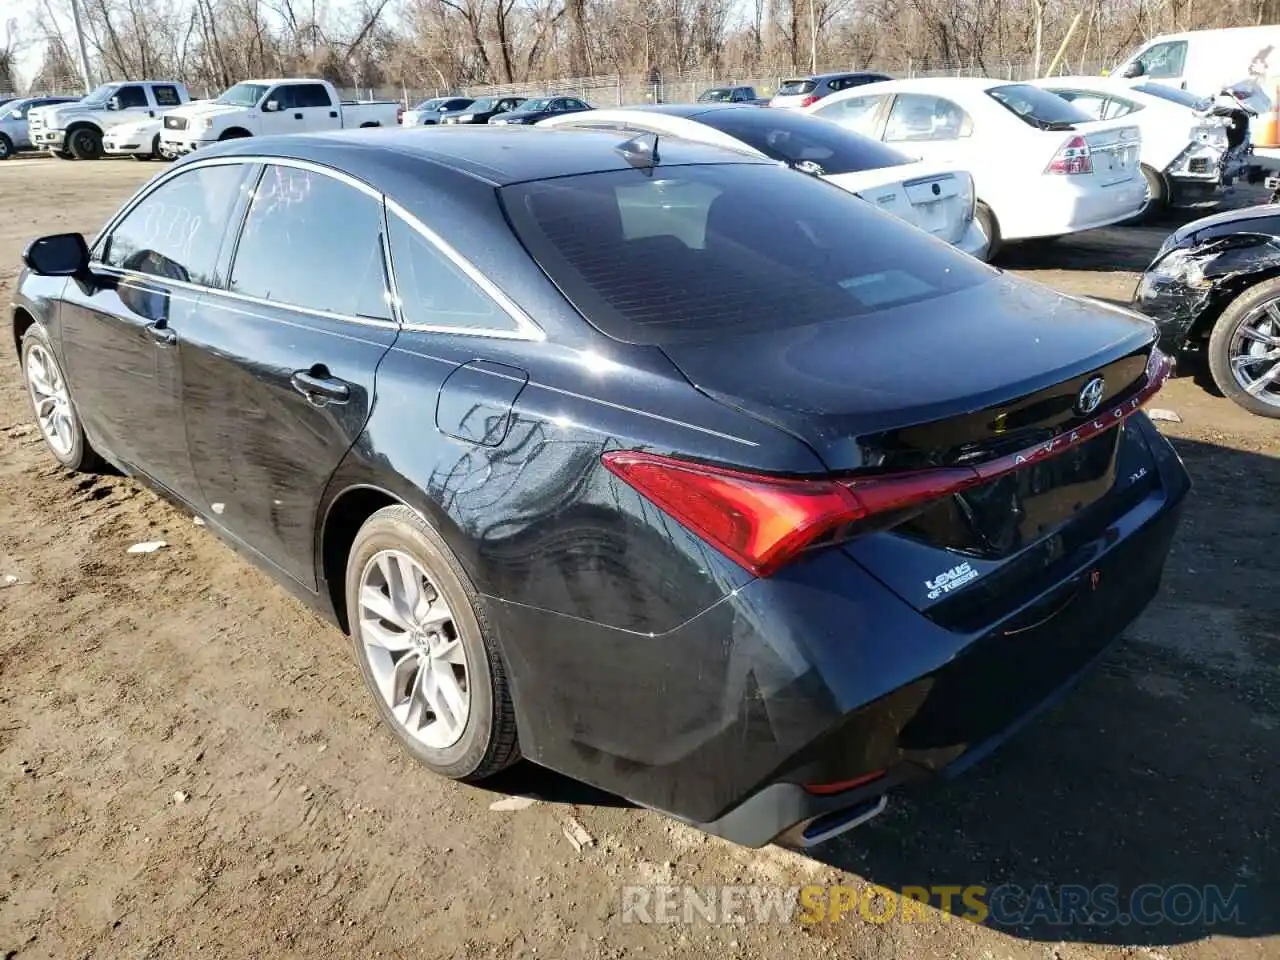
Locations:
159;78;399;154
28;80;190;160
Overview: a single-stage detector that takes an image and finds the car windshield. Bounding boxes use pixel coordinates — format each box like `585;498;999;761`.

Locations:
81;84;119;106
700;109;912;175
698;88;735;102
777;79;816;96
515;98;553;112
987;83;1093;129
1133;82;1211;110
414;98;448;111
217;83;269;106
501;163;990;345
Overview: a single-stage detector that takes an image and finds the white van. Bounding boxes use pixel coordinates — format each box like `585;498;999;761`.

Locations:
1110;26;1280;159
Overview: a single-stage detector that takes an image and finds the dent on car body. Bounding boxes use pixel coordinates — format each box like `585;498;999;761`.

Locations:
1138;230;1280;350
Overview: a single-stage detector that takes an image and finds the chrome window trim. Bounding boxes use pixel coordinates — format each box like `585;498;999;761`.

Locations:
384;197;545;342
91;153;543;342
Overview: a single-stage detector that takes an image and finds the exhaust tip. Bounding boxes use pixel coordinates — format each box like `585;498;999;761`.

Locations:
778;795;888;849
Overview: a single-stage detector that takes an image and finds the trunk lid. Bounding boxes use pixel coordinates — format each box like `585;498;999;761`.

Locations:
827;168;973;246
1070;121;1142;186
660;276;1164;619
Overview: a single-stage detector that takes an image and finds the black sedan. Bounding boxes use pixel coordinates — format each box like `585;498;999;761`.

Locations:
12;127;1188;848
442;95;526;124
488;96;592;125
1134;203;1280;418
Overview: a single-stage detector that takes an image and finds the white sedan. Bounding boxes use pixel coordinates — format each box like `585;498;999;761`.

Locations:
1031;77;1252;219
805;77;1146;257
101;115;171;160
537;104;989;258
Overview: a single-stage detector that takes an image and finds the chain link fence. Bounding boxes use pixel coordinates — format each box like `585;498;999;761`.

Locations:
11;56;1116;109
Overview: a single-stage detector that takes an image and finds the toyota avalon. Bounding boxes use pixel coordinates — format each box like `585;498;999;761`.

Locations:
11;127;1188;847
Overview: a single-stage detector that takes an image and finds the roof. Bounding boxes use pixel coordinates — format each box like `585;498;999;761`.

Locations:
617;103;754;120
188;125;773;187
783;70;892;81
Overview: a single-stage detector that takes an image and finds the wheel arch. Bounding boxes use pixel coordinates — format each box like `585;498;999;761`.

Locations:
219;127;253;140
64;119;103;137
11;305;37;358
358;121;381;128
1187;261;1280;345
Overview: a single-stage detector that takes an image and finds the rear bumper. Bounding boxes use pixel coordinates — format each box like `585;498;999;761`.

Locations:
491;417;1190;846
1000;176;1147;240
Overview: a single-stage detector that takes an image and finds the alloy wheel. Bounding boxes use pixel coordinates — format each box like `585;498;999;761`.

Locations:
24;342;76;457
1228;299;1280;409
357;549;471;749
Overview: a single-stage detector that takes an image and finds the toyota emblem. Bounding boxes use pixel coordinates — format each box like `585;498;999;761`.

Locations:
1075;377;1106;416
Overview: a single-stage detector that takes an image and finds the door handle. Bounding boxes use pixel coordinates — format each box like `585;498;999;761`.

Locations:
294;112;304;120
146;322;176;345
329;110;338;118
148;109;155;117
291;370;350;404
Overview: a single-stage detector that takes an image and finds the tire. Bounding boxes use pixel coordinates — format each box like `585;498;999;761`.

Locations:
68;126;103;160
53;148;74;160
132;135;160;161
20;324;101;471
0;134;12;160
345;504;520;780
974;201;1001;262
1123;164;1167;225
1206;277;1280;419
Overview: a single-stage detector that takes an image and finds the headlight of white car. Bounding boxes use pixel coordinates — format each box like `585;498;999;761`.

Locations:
190;117;212;133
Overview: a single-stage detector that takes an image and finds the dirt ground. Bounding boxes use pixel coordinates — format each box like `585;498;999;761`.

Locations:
0;155;1276;960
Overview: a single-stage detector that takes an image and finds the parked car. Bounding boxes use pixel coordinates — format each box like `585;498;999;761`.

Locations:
538;104;987;257
441;96;526;124
1134;204;1280;417
158;79;399;155
807;78;1145;258
489;96;592;125
697;85;768;105
28;81;189;160
1033;77;1252;219
102;115;172;160
12;126;1188;848
402;97;474;126
0;96;80;159
770;71;893;110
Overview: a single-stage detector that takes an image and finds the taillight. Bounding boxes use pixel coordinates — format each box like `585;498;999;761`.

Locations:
800;94;820;108
1046;135;1093;175
603;351;1173;578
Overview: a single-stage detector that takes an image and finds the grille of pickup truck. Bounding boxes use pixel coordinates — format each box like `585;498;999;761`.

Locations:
164;116;189;131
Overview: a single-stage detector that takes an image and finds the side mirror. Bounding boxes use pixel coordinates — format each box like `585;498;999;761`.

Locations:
264;100;279;112
1122;61;1144;79
107;96;120;111
23;233;90;277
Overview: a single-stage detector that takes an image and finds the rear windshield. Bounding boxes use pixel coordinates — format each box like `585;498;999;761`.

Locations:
699;108;912;175
987;83;1093;129
500;163;991;345
698;88;735;102
777;79;816;96
1133;82;1210;110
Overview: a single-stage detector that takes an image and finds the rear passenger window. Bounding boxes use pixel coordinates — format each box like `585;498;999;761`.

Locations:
295;84;333;108
102;164;250;285
230;165;391;320
153;85;182;107
387;212;517;333
811;95;886;137
885;94;973;141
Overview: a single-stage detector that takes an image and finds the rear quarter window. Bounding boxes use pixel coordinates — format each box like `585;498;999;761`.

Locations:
500;163;991;345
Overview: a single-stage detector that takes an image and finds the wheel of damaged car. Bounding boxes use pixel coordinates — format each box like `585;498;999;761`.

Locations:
0;134;12;160
1124;165;1167;225
1207;277;1280;419
345;505;521;780
974;201;1001;262
20;325;100;471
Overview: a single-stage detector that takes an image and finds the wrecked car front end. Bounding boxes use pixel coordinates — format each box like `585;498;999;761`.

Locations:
1134;204;1280;354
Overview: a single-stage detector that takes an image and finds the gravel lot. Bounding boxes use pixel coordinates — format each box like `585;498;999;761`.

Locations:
1;155;1276;960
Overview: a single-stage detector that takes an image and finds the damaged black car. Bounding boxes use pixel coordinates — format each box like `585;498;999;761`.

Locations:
1134;203;1280;418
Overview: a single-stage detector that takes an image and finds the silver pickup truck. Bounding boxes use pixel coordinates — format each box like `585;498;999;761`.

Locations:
28;80;190;159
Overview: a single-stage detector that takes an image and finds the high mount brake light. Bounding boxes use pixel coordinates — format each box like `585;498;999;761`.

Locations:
1047;134;1093;175
603;351;1173;578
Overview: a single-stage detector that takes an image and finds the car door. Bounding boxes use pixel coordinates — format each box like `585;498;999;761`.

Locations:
109;84;153;124
260;85;302;135
294;82;341;131
58;162;252;502
882;92;976;166
562;98;591;114
177;160;399;587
